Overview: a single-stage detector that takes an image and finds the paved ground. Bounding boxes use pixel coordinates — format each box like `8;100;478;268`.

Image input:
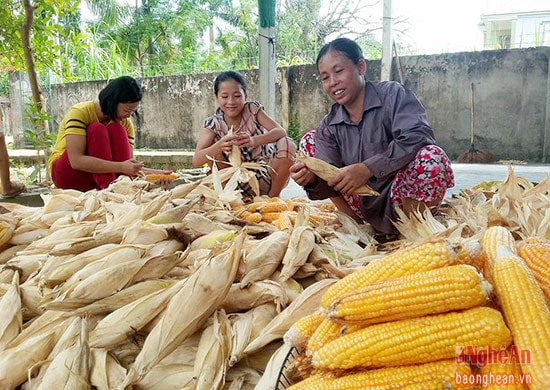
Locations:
280;163;550;200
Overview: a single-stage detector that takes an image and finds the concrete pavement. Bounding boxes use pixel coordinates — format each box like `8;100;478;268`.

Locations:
280;162;550;200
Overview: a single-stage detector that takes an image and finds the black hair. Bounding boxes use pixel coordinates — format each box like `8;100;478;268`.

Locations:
316;37;365;67
99;76;143;122
213;70;247;96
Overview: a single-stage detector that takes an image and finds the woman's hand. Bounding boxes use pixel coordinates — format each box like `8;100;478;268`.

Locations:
327;163;372;194
290;161;316;187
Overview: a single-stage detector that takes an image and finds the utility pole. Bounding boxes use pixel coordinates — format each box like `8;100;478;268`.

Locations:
381;0;393;81
258;0;276;117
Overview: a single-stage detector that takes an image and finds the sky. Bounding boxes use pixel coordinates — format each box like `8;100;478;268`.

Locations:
362;0;550;54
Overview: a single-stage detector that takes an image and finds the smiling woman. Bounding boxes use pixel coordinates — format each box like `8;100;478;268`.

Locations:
47;76;174;192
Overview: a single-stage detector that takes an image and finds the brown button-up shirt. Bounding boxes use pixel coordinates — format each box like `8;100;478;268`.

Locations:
305;80;438;233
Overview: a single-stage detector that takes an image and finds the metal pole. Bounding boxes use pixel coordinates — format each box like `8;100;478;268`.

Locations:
258;0;276;117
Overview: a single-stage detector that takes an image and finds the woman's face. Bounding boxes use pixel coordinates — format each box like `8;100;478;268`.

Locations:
215;79;246;120
116;102;140;121
317;50;365;107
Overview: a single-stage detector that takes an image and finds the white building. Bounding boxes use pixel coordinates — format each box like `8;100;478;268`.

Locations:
479;10;550;49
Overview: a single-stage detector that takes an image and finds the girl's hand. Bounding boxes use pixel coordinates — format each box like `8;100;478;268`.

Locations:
219;134;240;154
233;133;254;148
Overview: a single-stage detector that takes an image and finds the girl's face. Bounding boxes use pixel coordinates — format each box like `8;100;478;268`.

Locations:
116;102;140;121
317;50;366;107
215;79;247;120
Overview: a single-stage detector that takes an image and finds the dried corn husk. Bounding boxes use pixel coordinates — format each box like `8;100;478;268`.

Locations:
0;273;22;350
120;231;245;387
295;151;379;196
69;279;175;317
228;303;279;367
279;225;316;282
0;331;56;389
89;348;127;390
35;317;90;390
239;231;290;287
220;280;288;313
89;280;181;349
193;309;233;390
243;278;336;356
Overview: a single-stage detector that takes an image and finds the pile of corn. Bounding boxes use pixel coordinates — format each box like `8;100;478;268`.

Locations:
0;161;547;389
282;229;550;389
0;168;380;390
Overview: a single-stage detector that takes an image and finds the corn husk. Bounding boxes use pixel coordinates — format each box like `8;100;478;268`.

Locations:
69;279;175;317
49;229;124;256
35;317;90;390
193;309;233;390
239;231;290;287
120;231;245;387
243;278;336;356
220;280;289;313
278;225;316;282
89;281;181;349
0;331;56;389
228;303;279;367
0;273;22;350
295;151;379;196
89;348;127;390
134;363;195;390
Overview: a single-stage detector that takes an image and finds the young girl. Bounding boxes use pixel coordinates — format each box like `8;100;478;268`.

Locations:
290;38;455;235
49;76;172;191
193;70;296;198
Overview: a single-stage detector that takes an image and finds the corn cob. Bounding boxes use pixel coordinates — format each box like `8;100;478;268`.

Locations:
283;311;325;350
487;244;550;388
143;172;179;182
306;316;367;355
481;226;517;264
328;264;492;324
295;151;379;196
474;346;529;389
258;199;290;213
288;359;473;390
320;238;461;309
517;239;550;302
311;306;512;370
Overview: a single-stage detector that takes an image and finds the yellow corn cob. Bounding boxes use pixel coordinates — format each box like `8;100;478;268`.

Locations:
474;346;529;389
284;352;316;385
288;359;473;390
328;264;492;324
261;211;286;223
517;240;550;302
455;237;485;272
240;211;262;223
320;238;461;309
487;244;550;388
258;200;290;213
306;316;366;355
273;212;294;230
295;151;379;196
311;306;512;370
481;226;517;264
144;172;179;182
283;311;325;350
